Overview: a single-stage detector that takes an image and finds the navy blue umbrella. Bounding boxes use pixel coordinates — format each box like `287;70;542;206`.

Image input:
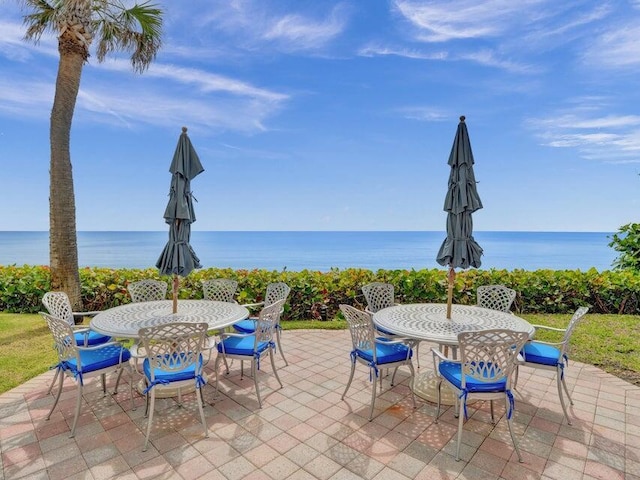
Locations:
156;127;204;313
436;116;483;318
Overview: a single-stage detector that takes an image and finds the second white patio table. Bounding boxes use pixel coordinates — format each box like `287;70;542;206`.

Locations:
373;303;534;404
90;299;249;339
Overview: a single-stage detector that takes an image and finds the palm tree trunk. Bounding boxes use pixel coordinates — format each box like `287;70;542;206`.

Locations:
49;39;84;310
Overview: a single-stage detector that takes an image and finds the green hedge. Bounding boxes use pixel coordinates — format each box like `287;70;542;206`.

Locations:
1;265;639;318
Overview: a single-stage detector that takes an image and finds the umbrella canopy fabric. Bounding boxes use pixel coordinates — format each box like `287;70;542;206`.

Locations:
436;116;483;269
156;127;204;280
436;116;483;319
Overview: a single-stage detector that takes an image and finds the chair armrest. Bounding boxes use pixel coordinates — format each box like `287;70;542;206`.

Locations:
70;325;91;333
531;324;566;333
241;301;264;310
374;337;407;346
220;332;252;340
77;340;125;352
72;311;100;319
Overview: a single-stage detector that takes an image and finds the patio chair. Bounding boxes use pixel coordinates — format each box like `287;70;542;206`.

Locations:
41;312;133;438
432;328;529;462
42;291;111;394
202;278;238;303
214;299;285;408
339;304;416;421
137;322;210;451
477;285;517;312
362;282;421;368
232;282;291;365
128;279;168;303
517;306;589;425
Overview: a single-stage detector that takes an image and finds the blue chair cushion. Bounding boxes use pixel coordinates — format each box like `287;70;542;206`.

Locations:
522;342;562;366
143;354;203;383
74;330;111;347
439;361;506;393
217;335;270;356
356;342;412;365
64;345;131;374
232;319;256;334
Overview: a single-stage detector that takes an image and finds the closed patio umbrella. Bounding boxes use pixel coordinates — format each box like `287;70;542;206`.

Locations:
156;127;204;313
436;116;483;319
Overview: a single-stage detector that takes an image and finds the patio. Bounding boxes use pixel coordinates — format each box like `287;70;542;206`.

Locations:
1;329;638;480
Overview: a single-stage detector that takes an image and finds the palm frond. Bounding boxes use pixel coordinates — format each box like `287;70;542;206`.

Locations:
21;0;58;42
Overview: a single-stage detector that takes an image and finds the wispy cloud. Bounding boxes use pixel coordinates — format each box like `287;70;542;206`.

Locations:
358;44;448;60
262;6;347;50
527;103;640;163
582;22;640;68
397;106;449;122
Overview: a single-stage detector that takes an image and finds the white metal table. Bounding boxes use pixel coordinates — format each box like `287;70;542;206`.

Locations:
91;300;249;339
373;303;534;404
91;300;249;398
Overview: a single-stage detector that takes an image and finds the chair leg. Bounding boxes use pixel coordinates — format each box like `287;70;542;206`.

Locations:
47;368;60;395
46;370;65;421
113;368;124;394
341;361;356;400
196;383;209;439
368;366;377;421
455;395;465;461
434;379;443;422
70;382;83;438
557;368;572;425
506;393;523;462
490;400;495;424
101;373;107;395
407;362;417;410
252;359;262;408
143;390;156;452
513;365;520;389
269;349;283;389
214;355;221;398
415;341;421;369
275;327;288;366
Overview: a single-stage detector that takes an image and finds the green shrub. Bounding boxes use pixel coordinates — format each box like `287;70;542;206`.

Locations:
1;265;639;317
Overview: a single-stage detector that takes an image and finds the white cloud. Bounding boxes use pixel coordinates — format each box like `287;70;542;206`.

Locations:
583;23;640;68
398;106;449;122
528;107;640;163
262;7;347;50
358;44;448;60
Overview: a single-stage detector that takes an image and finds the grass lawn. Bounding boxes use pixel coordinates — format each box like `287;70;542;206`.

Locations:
1;312;638;394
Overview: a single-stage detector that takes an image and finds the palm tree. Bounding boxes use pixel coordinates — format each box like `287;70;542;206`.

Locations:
22;0;162;309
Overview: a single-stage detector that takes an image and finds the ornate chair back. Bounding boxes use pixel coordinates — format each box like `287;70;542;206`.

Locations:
476;285;516;312
128;279;168;303
202;279;238;302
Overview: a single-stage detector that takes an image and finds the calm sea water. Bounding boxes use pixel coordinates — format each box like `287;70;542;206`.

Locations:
0;231;617;272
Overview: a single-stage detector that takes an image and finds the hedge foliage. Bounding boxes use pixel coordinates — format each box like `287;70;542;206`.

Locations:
2;265;639;318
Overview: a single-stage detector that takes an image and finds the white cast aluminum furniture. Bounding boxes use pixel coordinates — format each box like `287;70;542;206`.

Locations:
202;278;238;302
128;279;168;303
476;284;517;312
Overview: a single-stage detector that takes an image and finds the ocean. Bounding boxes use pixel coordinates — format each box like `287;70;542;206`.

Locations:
0;231;617;272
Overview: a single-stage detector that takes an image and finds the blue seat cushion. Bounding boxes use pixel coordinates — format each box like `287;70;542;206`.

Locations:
356;342;412;365
522;342;562;366
218;335;269;356
64;345;131;374
439;361;506;393
143;354;203;383
232;319;256;334
74;330;111;347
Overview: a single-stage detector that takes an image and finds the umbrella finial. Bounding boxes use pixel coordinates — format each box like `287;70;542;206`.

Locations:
459;115;465;122
182;126;188;134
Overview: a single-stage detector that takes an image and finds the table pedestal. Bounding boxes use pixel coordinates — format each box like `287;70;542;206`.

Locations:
411;371;457;406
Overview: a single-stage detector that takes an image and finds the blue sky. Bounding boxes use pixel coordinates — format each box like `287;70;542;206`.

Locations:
1;0;639;232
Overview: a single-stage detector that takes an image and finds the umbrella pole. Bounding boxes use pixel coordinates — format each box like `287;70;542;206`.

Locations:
172;274;179;314
446;267;455;320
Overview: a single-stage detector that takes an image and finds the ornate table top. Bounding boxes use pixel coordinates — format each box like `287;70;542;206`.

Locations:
373;303;534;344
91;300;249;338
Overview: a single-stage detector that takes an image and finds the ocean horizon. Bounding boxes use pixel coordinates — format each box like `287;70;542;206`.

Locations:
0;231;617;272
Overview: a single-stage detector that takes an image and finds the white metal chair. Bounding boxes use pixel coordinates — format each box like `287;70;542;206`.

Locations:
232;282;291;365
202;279;238;303
432;328;530;462
128;279;168;303
42;291;111;394
517;306;589;425
214;299;285;408
477;285;517;312
137;322;210;451
361;282;422;368
340;304;416;421
41;312;133;438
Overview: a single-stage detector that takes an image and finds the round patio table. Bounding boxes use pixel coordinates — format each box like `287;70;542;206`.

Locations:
90;299;249;339
373;303;534;404
91;300;249;398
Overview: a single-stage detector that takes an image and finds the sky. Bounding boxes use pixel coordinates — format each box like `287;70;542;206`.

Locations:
0;0;639;233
